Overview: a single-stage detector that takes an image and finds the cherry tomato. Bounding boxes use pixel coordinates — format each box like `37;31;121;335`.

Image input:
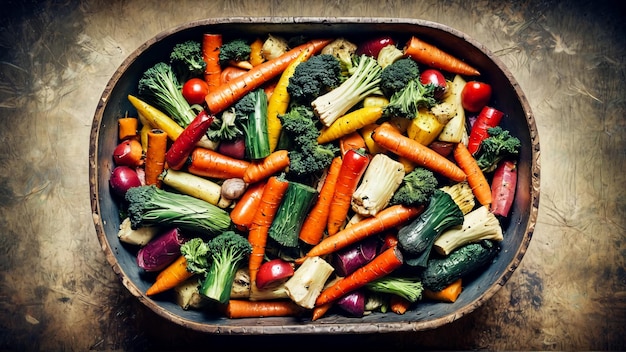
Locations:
255;258;295;289
182;78;209;105
420;69;447;100
461;81;492;113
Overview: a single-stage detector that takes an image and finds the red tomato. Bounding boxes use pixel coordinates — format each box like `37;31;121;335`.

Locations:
182;78;209;105
420;69;447;99
255;258;295;289
461;81;492;113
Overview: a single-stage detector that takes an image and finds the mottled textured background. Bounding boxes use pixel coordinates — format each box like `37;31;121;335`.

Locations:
0;0;624;350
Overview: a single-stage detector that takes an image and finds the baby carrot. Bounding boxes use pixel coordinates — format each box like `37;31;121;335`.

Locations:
315;246;404;307
403;36;480;76
390;295;411;315
225;300;303;319
248;38;265;67
371;122;466;182
118;116;138;141
242;149;290;184
453;142;491;207
146;255;193;296
247;176;289;286
144;129;167;187
299;156;343;246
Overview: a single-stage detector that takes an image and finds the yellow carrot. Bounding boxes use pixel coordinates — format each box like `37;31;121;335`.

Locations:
266;44;316;152
317;106;384;144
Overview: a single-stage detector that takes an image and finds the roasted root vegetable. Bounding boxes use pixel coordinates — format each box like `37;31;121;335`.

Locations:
109;166;142;198
175;278;208;310
136;227;187;272
284;256;335;309
159;169;225;207
261;34;289;61
351;153;405;217
403;36;480;76
422;278;463;303
336;290;367;317
117;217;158;246
437;75;467;143
406;108;445;146
333;236;379;277
433;205;503;255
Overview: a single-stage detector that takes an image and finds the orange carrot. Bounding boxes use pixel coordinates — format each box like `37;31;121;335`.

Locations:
146;255;194;296
204;38;332;115
311;302;334;321
144;129;168;187
118;116;138;140
187;147;250;180
249;38;265;66
339;131;367;157
304;204;422;260
247;176;290;286
326;148;370;236
202;33;222;92
220;66;248;84
225;300;303;319
315;246;404;306
372;122;466;182
423;278;463;303
229;180;267;231
242;149;290;184
390;295;411;315
404;36;480;76
453;142;491;206
299;156;343;246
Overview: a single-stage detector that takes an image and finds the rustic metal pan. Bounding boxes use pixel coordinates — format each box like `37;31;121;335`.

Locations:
89;16;540;334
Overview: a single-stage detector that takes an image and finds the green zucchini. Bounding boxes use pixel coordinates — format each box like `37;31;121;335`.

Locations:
420;240;500;291
268;180;318;248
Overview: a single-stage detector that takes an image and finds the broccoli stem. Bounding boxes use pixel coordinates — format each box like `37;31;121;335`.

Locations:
312;55;382;127
366;276;424;303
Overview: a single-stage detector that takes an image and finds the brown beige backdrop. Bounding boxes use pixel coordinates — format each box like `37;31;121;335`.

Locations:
0;0;624;350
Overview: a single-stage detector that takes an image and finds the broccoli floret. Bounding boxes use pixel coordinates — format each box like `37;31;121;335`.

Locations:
475;126;521;173
206;107;244;141
287;54;342;105
366;276;424;303
137;62;199;127
383;77;438;119
278;105;339;178
125;185;232;235
196;231;252;304
219;39;251;66
390;167;438;207
180;237;211;275
312;54;383;127
169;40;206;82
379;58;420;97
